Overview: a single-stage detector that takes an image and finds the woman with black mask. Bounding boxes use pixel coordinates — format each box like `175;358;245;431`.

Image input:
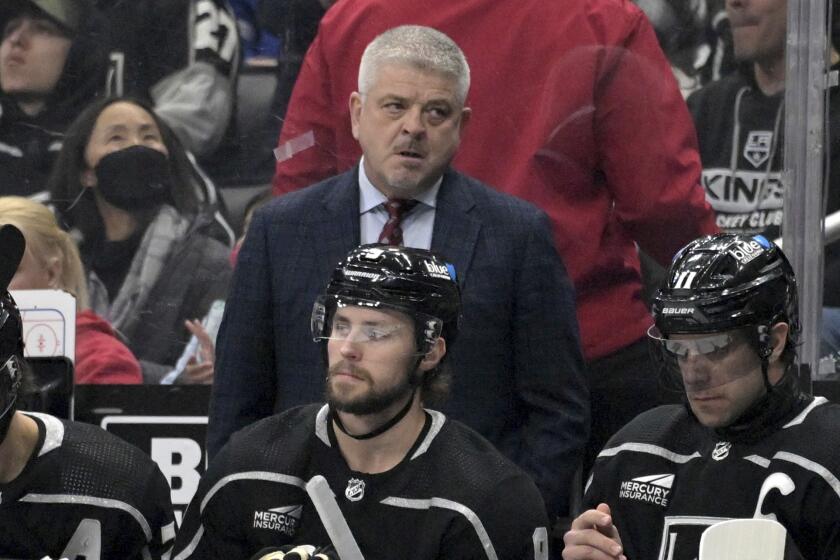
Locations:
47;97;232;383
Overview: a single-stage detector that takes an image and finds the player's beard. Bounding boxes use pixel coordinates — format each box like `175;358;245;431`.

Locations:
325;361;419;415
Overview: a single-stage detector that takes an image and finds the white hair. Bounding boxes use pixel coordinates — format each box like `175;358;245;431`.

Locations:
357;25;470;105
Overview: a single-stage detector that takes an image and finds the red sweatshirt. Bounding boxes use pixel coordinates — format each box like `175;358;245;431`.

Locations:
75;309;142;384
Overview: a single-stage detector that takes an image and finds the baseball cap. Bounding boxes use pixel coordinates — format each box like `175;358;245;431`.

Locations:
2;0;88;34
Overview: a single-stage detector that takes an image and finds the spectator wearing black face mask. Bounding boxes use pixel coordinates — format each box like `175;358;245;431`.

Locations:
47;96;232;383
0;0;109;200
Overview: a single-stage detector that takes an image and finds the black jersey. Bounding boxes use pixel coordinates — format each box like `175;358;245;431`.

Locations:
584;397;840;560
687;71;785;238
687;68;840;305
0;413;175;560
93;0;239;157
97;0;238;99
173;404;550;560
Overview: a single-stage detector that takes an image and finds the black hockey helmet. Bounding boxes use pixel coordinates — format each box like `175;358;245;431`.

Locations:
0;291;24;412
649;233;798;394
652;233;798;341
0;225;26;442
312;244;461;353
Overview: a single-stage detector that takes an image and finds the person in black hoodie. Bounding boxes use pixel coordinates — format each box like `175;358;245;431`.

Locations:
687;0;840;357
0;0;109;200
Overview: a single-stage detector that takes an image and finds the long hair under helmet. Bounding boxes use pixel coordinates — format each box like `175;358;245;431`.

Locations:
311;244;461;439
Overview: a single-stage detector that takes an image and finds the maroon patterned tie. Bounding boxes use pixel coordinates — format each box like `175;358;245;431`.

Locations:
377;199;418;246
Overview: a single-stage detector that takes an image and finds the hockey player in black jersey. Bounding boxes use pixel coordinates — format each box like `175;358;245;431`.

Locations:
563;233;840;560
0;224;176;559
173;244;550;559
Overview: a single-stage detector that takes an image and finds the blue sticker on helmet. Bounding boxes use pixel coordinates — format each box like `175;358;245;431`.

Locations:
446;263;457;281
753;235;771;248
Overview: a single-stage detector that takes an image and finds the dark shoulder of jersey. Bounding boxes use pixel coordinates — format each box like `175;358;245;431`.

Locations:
173;404;323;559
404;414;552;559
585;399;840;560
601;404;699;452
175;404;549;560
0;413;175;560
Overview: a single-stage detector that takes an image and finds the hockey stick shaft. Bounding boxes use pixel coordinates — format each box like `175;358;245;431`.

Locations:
305;475;365;560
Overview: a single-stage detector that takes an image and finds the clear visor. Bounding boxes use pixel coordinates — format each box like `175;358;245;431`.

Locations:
647;325;761;393
311;296;442;355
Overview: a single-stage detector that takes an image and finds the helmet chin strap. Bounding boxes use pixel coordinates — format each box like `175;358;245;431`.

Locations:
760;357;773;392
755;323;774;391
716;350;800;443
332;388;417;440
331;355;425;441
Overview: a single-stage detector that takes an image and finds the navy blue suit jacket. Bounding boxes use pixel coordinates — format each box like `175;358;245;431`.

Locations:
208;167;589;514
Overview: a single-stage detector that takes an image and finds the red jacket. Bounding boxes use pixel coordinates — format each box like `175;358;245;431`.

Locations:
273;0;717;360
75;309;142;384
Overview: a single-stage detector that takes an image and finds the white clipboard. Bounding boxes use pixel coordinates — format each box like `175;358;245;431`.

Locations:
10;289;76;363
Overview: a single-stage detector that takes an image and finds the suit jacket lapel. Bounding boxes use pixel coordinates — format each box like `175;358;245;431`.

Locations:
431;170;481;289
313;169;362;283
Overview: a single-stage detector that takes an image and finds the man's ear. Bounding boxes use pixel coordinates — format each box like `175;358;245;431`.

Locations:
768;322;790;362
458;106;472;134
419;337;446;372
349;92;364;140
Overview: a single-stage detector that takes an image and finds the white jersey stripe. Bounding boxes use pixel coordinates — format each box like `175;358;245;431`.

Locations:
316;404;331;446
162;520;177;543
774;451;840;499
744;455;771;468
782;397;828;428
598;442;701;463
23;412;65;456
200;471;306;513
19;493;152;540
314;406;447;460
411;410;446;460
0;141;22;157
381;497;498;560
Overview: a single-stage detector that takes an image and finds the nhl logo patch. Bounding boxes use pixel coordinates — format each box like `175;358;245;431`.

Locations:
712;441;732;461
345;478;365;502
743;131;773;168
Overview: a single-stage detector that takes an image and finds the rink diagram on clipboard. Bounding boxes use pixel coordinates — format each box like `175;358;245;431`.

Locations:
10;289;77;362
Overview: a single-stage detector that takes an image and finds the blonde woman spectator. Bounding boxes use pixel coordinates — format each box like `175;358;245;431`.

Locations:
0;196;141;384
